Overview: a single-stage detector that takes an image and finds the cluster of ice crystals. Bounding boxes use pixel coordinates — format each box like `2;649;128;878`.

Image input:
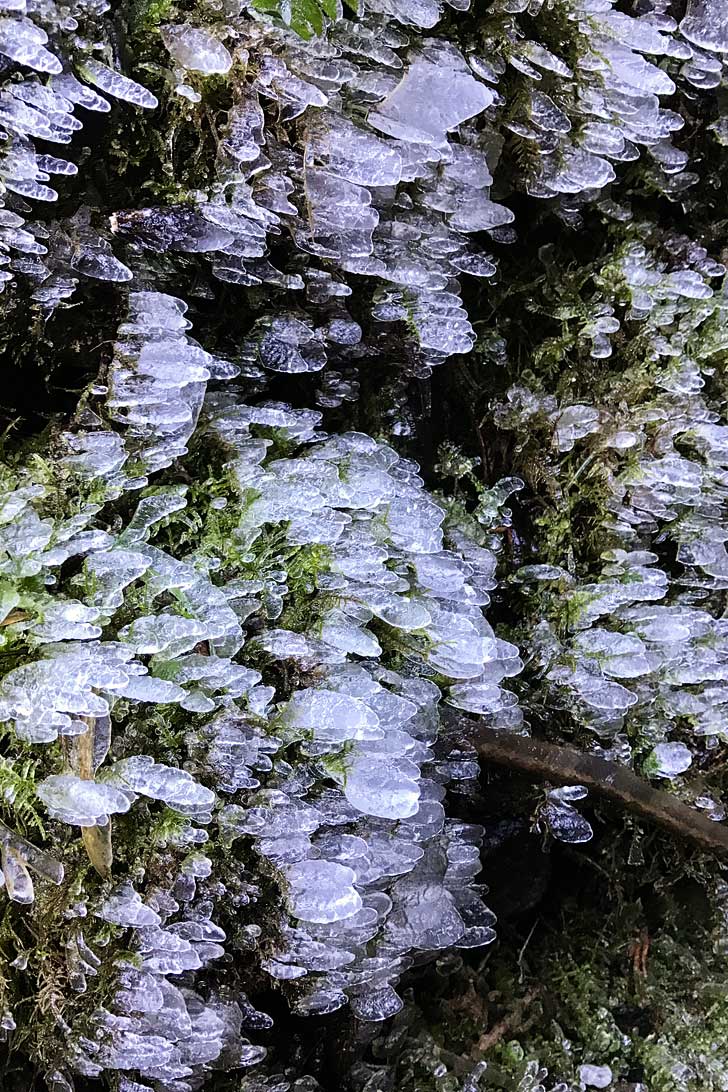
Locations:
0;0;160;299
82;0;728;387
497;238;728;801
3;0;727;370
0;289;517;1085
2;0;728;1081
107;0;513;371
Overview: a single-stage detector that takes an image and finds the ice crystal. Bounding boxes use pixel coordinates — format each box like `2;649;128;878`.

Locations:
578;1064;613;1089
160;25;233;74
37;776;133;825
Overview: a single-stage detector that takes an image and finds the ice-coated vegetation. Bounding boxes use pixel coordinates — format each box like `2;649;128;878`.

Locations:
2;0;728;1087
0;289;513;1087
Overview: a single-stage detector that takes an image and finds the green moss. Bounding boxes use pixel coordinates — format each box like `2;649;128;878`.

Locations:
277;542;332;633
385;825;728;1092
131;0;176;31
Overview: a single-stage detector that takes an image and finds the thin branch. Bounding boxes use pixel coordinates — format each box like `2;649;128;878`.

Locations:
458;722;728;858
474;987;541;1055
517;917;539;983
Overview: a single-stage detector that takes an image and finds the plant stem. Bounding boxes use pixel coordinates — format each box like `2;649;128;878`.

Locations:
457;721;728;857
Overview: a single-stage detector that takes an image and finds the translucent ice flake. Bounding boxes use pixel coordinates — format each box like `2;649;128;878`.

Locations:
447;681;517;716
551;664;639;714
341;747;421;819
283;860;362;923
79;1020;177;1071
386;874;465;949
118;614;208;657
160;25;233;74
0;643;133;743
680;0;728;54
97;882;161;927
541;801;593;844
553;404;601;451
646;741;693;778
37;775;133;826
280;689;381;743
349;986;404;1022
73;239;132;284
30;600;102;642
103;757;215;818
1;846;34;904
320;608;383;657
572;629;652;678
120;490;188;544
578;1064;613;1089
306;111;403;187
424;602;499;679
221;791;322;839
349;588;430;631
79;61;158;109
369;60;493;145
300;170;378;261
61;431;127;483
0;16;60;73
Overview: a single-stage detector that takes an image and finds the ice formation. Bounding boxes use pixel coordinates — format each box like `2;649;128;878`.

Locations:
491;231;728;834
1;0;728;1086
0;289;514;1087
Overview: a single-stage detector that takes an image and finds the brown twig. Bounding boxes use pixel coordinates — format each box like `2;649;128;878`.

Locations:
474;986;541;1055
0;610;30;628
458;721;728;858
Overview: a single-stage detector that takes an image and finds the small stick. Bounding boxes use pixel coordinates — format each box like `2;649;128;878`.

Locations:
517;917;539;983
459;722;728;858
474;986;541;1055
73;716;113;879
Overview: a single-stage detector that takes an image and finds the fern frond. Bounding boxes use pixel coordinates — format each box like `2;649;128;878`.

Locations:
0;757;46;839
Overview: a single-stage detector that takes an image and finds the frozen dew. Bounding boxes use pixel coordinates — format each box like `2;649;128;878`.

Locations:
79;61;158;109
10;0;728;1077
680;0;728;54
341;748;421;819
29;600;103;642
103;757;215;817
369;60;494;145
349;986;404;1022
0;17;60;73
123;491;189;540
306;111;403;187
1;846;34;905
572;629;652;678
447;681;518;715
541;801;594;844
97;883;161;927
553;404;601;452
300;170;378;261
119;614;209;657
280;689;381;743
320;608;383;657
